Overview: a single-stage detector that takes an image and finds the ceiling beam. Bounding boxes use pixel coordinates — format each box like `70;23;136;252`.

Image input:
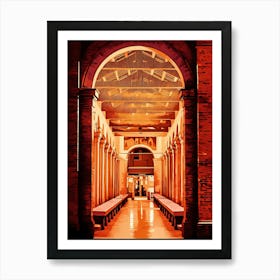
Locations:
110;121;171;127
96;86;182;89
112;127;169;132
108;118;174;121
96;72;182;88
102;108;179;113
100;100;180;103
102;67;176;71
114;132;167;137
101;103;179;112
105;112;176;119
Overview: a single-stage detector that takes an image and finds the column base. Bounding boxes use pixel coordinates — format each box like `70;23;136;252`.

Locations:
78;220;94;239
68;224;80;239
182;222;197;239
197;220;212;239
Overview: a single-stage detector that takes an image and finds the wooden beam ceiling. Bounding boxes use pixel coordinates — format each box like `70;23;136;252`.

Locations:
95;50;183;136
105;112;176;120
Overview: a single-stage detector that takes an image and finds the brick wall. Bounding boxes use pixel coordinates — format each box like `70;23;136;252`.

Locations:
196;42;212;224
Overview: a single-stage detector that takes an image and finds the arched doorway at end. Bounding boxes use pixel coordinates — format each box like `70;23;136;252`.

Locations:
127;147;154;199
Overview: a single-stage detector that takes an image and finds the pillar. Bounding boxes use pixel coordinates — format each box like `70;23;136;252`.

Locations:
78;88;96;239
180;136;185;206
196;42;213;238
164;152;168;197
160;157;163;195
153;158;162;194
68;42;81;239
173;139;179;204
167;150;171;198
181;88;199;239
171;146;175;201
92;129;101;208
99;137;105;204
112;151;116;197
108;146;113;199
104;143;109;201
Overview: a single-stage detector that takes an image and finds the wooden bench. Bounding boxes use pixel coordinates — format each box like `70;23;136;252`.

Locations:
115;194;129;206
153;194;184;229
153;194;166;206
92;194;129;229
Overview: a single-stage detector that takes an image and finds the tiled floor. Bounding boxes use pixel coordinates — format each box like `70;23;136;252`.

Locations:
94;198;182;239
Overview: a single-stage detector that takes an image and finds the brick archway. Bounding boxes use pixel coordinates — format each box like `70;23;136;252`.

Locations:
68;40;212;240
81;41;195;88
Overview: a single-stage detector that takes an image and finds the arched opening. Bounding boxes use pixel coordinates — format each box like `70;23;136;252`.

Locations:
68;39;213;240
127;147;154;199
92;46;184;138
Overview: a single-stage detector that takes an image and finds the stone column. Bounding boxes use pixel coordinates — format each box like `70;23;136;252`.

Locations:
173;137;181;204
181;89;198;239
173;140;178;203
153;158;162;194
104;143;109;201
77;88;95;239
171;146;175;201
160;157;163;195
99;137;105;204
166;150;170;198
108;146;113;199
92;129;101;208
112;151;116;197
116;158;120;195
164;152;168;197
168;146;173;199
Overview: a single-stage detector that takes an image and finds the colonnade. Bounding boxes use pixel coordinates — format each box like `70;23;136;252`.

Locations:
77;88;198;239
161;136;184;205
92;130;120;208
78;88;121;238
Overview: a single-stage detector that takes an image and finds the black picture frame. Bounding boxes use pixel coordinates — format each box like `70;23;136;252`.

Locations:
47;21;231;259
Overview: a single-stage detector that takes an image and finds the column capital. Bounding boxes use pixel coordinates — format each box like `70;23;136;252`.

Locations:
104;143;110;150
94;128;102;139
173;137;181;147
79;88;99;99
108;145;114;153
168;145;174;154
99;137;106;146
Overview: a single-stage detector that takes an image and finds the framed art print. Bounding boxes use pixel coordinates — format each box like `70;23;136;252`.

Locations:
47;21;231;259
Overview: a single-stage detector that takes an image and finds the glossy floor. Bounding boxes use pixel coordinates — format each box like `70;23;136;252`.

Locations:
94;198;182;239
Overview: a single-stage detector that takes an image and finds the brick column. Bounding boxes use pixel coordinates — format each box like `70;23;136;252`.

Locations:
179;136;185;206
196;42;213;238
68;42;81;238
181;88;198;239
78;88;95;239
